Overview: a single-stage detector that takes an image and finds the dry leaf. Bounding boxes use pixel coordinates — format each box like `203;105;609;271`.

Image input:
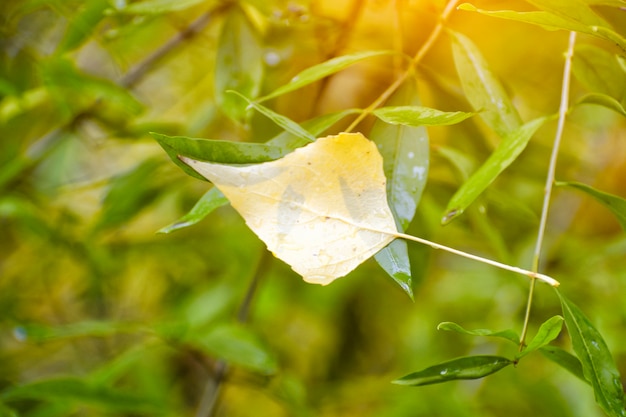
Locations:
180;132;398;285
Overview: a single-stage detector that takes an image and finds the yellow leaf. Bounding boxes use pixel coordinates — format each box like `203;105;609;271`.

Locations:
180;132;398;285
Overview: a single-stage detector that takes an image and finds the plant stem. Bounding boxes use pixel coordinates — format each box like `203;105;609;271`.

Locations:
344;0;460;133
392;231;560;287
195;250;272;417
519;31;577;348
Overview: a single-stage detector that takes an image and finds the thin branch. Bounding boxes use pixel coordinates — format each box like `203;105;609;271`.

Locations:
519;31;577;348
344;0;460;133
195;250;273;417
119;5;229;88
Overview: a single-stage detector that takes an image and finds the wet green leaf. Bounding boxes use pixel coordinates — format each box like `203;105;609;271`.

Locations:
443;117;548;223
0;378;163;413
190;323;278;375
158;187;229;234
540;345;589;383
517;316;564;359
228;91;316;142
260;50;397;102
373;106;474;127
216;7;264;122
577;94;626;117
557;181;626;231
437;321;520;344
451;30;522;137
152;132;285;182
393;355;513;386
558;291;626;417
371;81;429;298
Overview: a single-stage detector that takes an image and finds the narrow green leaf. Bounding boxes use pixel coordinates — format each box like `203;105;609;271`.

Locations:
458;4;626;51
190;323;278;375
155;110;359;234
93;158;164;233
228;91;316;142
259;50;397;102
558;291;626;417
373;106;474;127
577;94;626;117
15;321;140;342
371;81;429;298
268;108;362;153
572;45;626;101
393;355;513;386
115;0;217;14
540;345;589;383
215;7;264;122
158;188;229;234
374;239;413;299
437;321;520;344
451;30;522;137
557;181;626;231
580;0;626;6
443;117;548;223
0;378;162;413
152;132;285;182
57;0;109;53
526;0;613;27
517;316;564;359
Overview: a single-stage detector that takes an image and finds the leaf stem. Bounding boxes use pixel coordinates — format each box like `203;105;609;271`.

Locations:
391;231;560;287
519;32;576;348
344;0;460;133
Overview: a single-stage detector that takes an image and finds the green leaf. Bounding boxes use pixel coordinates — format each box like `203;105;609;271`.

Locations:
443;117;548;223
268;108;362;153
451;30;522;137
0;378;162;413
393;355;513;386
517;316;564;359
373;106;474;127
93;158;164;233
115;0;217;14
458;4;626;51
577;94;626;117
14;321;140;342
437;321;520;344
215;7;264;122
526;0;613;27
540;345;589;383
155;110;359;234
374;239;413;299
228;91;316;142
558;291;626;417
557;181;626;231
190;323;278;375
57;0;109;53
152;132;286;182
158;187;229;234
259;50;397;102
572;45;626;101
371;80;430;298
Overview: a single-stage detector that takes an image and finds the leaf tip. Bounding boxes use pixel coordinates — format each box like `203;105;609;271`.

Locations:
457;3;477;12
441;208;461;225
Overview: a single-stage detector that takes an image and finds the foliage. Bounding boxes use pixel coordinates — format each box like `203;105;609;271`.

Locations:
1;0;626;416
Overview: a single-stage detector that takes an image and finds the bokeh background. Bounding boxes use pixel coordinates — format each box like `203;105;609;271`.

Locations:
1;0;625;416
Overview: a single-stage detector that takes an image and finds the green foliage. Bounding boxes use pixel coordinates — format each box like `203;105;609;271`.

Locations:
2;0;626;416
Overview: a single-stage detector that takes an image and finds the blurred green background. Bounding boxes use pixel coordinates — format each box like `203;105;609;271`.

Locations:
1;0;625;416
